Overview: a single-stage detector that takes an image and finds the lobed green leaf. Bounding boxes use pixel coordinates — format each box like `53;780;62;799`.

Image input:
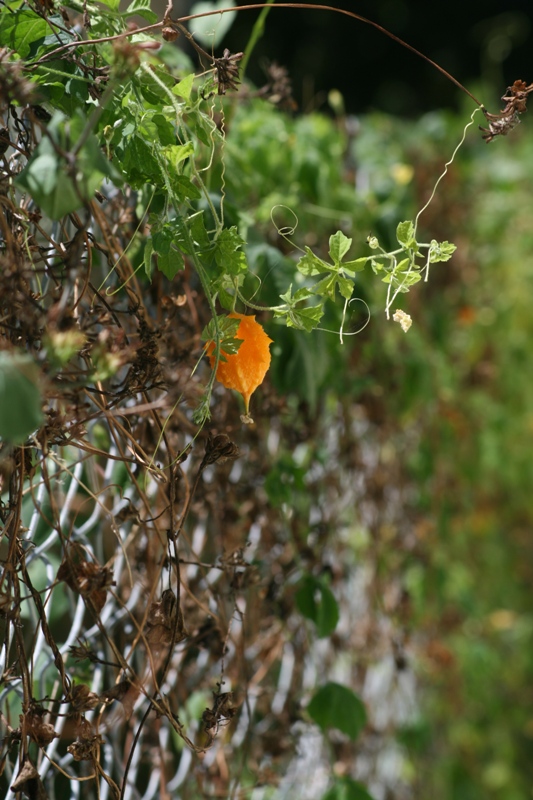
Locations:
0;8;49;57
396;219;416;248
328;230;352;265
297;247;330;277
307;682;367;741
428;239;457;263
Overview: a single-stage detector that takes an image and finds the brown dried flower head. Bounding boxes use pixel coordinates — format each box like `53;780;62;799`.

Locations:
213;49;243;95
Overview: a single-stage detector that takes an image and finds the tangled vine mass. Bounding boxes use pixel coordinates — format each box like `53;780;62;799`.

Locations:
0;1;426;795
2;1;529;798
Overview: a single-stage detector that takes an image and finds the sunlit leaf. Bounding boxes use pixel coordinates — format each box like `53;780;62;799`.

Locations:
173;73;195;101
0;8;48;57
329;230;352;264
396;219;416;248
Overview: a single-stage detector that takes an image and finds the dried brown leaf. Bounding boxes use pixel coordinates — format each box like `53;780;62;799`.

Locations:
69;683;101;712
10;757;48;799
145;589;188;649
22;707;58;747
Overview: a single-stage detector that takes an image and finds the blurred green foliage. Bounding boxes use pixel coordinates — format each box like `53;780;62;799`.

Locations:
222;100;533;797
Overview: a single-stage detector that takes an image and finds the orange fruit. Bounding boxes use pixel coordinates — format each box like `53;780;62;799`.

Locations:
206;313;272;416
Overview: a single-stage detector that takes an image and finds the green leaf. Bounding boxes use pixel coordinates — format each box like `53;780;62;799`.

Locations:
282;304;324;332
138;64;176;104
401;272;422;286
329;231;352;265
307;682;367;740
214;227;248;275
278;285;296;305
173;73;195;102
311;272;354;303
341;257;368;274
296;575;339;637
189;213;210;249
171;213;210;256
38;16;73;49
164;142;195;168
188;1;237;47
395;258;412;273
201;315;242;358
292;287;314;302
170;174;201;201
96;0;120;10
0;352;43;443
382;270;421;289
33;60;89;115
123;0;158;23
0;9;49;57
117;136;162;187
18;144;60;194
202;315;240;342
187;110;218;147
322;777;376;800
152;224;173;256
297;247;330;277
157;249;184;279
396;219;416;248
138;113;176;146
144;237;154;278
337;275;354;300
16;138;91;219
217;287;236;310
17;113;119;218
314;274;338;301
428;239;457;263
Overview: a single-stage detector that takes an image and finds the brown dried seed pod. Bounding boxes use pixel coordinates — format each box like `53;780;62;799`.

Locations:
162;26;179;42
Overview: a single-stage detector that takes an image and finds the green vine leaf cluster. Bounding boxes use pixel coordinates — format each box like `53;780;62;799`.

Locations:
274;224;456;331
372;220;456;301
201;314;242;360
1;0;460;423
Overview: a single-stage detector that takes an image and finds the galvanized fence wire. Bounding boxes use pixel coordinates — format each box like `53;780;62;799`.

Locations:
1;397;420;799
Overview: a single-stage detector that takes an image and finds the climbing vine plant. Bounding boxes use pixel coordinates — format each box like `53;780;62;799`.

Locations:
0;0;478;423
